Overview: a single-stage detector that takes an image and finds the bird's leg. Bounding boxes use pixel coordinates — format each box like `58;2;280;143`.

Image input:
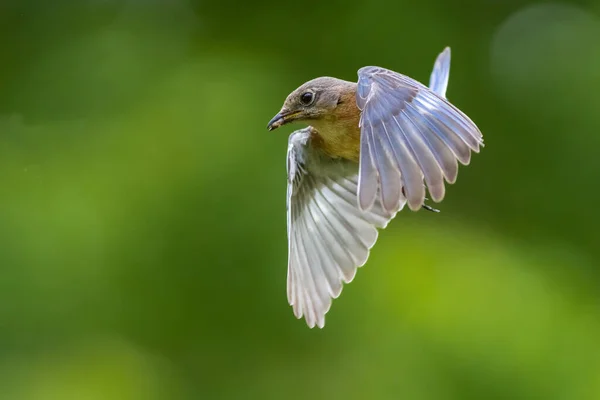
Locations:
422;203;440;213
401;186;440;213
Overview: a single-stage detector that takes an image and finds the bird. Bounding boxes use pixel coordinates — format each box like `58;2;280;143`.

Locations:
267;47;483;328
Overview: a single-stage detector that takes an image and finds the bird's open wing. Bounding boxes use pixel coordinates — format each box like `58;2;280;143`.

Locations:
356;47;483;213
286;128;401;328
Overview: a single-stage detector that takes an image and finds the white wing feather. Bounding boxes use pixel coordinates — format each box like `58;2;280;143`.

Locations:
356;47;483;212
286;128;401;328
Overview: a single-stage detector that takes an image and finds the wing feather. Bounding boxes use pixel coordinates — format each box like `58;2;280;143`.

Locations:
285;128;402;328
356;47;483;211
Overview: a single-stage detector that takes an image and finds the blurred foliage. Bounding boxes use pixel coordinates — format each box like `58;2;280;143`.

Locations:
1;0;599;399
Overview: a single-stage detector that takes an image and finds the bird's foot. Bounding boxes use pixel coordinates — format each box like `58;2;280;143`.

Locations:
422;203;440;212
422;197;440;213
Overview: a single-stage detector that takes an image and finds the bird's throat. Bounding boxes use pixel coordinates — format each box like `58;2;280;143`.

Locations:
310;87;361;163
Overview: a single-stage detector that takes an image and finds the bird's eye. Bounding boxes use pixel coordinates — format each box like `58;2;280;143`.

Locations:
300;92;314;105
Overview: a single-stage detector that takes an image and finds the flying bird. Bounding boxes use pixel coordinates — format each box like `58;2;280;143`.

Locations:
267;47;483;328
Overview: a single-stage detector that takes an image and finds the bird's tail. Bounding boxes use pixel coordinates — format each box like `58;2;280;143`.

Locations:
428;47;451;98
422;47;452;214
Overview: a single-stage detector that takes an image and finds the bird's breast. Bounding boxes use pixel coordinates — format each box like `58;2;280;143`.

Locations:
310;94;362;163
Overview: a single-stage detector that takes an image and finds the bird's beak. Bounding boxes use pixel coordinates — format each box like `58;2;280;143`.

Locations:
267;110;302;131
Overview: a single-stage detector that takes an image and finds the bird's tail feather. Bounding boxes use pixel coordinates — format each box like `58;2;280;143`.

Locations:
428;47;451;98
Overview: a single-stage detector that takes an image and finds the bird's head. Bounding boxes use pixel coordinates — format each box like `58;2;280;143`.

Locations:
267;77;355;131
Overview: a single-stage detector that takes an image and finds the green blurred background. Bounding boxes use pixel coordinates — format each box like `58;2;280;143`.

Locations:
1;0;600;399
